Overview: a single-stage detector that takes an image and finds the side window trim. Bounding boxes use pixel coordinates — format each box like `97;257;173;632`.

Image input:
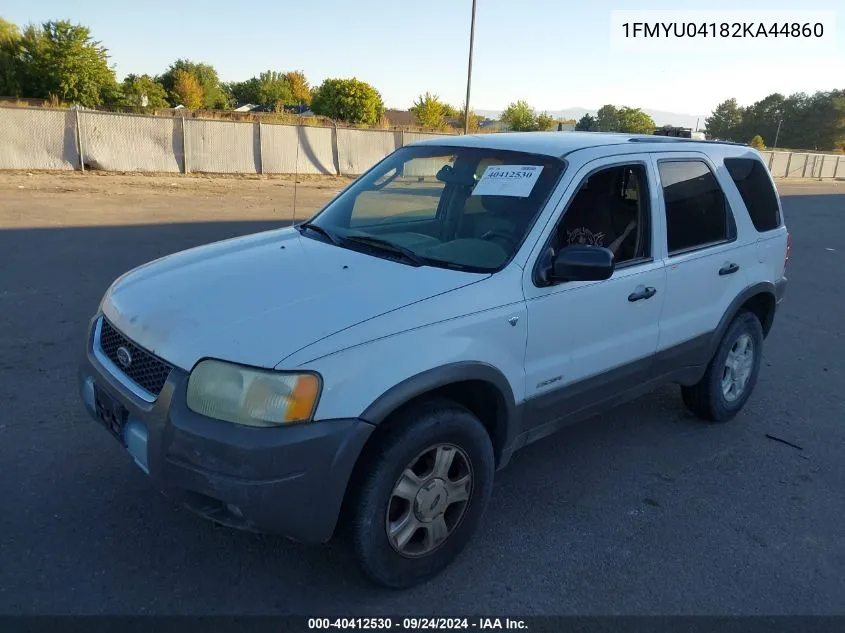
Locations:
530;157;656;287
655;156;739;258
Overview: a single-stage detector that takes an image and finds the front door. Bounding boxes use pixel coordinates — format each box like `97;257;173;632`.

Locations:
521;155;667;430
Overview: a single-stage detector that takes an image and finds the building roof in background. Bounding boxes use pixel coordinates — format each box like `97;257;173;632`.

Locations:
384;109;418;126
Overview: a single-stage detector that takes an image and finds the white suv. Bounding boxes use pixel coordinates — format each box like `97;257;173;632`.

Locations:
78;132;789;588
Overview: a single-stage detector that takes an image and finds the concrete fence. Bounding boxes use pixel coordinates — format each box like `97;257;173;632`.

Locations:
0;107;451;176
1;107;844;179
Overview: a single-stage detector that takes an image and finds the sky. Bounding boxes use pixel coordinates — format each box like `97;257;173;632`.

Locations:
2;0;843;117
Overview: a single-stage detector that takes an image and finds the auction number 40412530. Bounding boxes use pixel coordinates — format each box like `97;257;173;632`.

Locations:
307;618;529;630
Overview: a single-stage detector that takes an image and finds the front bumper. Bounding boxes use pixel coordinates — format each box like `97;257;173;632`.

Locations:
78;315;374;543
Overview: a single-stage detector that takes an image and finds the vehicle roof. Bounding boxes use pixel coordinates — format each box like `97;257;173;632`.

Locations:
407;131;750;158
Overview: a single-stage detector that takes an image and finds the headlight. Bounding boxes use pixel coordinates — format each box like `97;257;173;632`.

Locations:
186;359;321;427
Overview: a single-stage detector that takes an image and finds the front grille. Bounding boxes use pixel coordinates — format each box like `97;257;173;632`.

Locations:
98;318;173;397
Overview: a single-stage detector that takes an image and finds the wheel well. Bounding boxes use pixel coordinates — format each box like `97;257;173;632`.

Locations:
740;292;776;337
360;380;509;468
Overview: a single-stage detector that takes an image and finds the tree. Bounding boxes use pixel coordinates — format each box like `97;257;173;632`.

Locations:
256;70;293;110
616;107;656;134
501;100;538;131
410;92;446;129
459;104;483;132
575;113;598;131
595;105;620;132
284;70;311;105
14;20;118;107
536;111;556;131
736;93;784;146
159;59;228;108
705;92;844;151
749;135;766;149
226;77;260;105
0;18;22;96
310;77;385;124
442;103;459;118
0;17;19;43
121;74;168;110
705;98;744;141
171;69;203;109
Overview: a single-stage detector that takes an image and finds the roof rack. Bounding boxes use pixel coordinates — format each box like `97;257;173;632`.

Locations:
628;137;749;147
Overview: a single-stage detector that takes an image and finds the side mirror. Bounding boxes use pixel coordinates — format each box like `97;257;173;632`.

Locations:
552;245;615;282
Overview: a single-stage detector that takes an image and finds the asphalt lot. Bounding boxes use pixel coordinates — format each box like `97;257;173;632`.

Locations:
0;178;844;615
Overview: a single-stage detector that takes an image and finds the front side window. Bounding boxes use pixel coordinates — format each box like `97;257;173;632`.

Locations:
301;145;565;272
658;160;735;255
552;163;652;266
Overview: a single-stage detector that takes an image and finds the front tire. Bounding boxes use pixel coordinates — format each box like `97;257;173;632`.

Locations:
681;311;764;422
347;399;494;589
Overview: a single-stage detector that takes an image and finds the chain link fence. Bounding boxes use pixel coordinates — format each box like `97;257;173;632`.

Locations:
1;106;844;179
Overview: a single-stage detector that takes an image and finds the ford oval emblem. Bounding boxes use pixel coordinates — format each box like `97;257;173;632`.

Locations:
116;346;132;368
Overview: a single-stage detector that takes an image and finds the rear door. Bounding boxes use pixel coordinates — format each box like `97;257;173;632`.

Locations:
649;152;757;370
722;155;790;285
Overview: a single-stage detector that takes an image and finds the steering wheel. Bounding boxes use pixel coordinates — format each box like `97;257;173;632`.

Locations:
480;229;518;252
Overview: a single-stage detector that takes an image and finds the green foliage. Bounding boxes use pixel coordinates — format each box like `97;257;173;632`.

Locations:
254;70;294;110
705;98;743;140
160;59;228;108
501;100;537;131
617;107;656;134
536;111;556;131
574;113;598;131
8;20;119;107
0;17;22;96
595;105;620;132
0;17;20;44
226;77;260;105
442;103;459;118
460;105;483;132
705;91;845;150
310;77;385;125
121;74;168;110
411;92;446;129
749;135;766;149
593;105;655;133
171;69;203;109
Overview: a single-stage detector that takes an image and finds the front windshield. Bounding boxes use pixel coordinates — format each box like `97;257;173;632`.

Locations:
302;145;566;272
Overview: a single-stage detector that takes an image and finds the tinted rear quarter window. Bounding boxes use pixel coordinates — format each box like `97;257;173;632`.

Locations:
724;157;782;232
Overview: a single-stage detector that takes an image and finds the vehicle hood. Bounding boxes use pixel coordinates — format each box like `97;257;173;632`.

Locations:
100;227;486;371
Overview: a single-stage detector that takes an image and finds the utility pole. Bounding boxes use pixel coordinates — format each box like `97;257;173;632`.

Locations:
773;119;782;149
463;0;477;135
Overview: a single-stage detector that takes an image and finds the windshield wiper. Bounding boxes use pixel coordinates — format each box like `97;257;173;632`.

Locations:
343;235;427;266
297;222;342;246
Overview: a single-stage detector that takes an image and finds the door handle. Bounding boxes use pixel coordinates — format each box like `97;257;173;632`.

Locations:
719;262;740;276
628;286;657;302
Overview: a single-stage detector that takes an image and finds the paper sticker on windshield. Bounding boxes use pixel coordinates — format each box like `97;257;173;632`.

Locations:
471;165;543;198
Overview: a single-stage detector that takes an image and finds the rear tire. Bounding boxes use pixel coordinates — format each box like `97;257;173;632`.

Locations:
681;311;764;422
347;399;494;589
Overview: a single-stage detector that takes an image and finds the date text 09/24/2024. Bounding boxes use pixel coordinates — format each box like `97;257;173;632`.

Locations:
307;618;528;630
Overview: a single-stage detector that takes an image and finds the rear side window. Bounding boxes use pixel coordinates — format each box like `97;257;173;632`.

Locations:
724;157;782;232
658;160;736;255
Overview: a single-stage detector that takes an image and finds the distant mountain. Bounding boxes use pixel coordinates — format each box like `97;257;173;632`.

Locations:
476;107;708;130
